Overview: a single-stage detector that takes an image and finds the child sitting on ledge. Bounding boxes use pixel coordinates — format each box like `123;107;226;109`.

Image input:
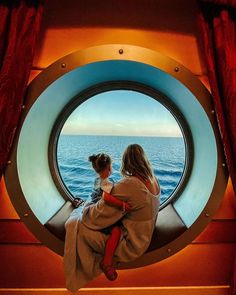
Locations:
86;153;131;281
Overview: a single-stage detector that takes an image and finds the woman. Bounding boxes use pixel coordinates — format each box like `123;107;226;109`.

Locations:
64;144;160;292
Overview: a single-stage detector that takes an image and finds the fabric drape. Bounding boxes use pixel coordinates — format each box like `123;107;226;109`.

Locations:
0;0;44;178
197;0;236;194
197;2;236;295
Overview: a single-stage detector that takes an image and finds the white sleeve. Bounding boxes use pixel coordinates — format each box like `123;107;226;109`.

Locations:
100;178;113;193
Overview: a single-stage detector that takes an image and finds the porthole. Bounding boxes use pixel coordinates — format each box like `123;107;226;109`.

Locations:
4;45;228;266
50;82;193;210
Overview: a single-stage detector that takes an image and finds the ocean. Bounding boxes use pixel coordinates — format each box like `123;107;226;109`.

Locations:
57;135;185;205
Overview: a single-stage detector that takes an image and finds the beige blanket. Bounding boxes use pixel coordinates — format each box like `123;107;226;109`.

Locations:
64;176;160;292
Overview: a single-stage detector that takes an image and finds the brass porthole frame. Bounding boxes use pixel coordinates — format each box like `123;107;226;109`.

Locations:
4;44;228;266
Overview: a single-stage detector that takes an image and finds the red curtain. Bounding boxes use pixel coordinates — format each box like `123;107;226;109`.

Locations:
0;0;44;178
197;0;236;194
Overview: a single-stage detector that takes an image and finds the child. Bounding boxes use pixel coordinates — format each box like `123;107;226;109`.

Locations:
88;153;131;281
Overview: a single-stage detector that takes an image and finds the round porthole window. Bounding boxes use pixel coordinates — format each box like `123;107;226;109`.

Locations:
4;45;228;266
51;83;192;209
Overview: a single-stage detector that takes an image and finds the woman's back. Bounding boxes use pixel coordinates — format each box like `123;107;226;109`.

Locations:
135;175;160;197
111;176;159;220
110;176;160;261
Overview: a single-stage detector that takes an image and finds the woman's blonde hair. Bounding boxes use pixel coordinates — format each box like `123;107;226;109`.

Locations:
121;144;154;182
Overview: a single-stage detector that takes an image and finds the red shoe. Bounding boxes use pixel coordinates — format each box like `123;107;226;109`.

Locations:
100;261;118;281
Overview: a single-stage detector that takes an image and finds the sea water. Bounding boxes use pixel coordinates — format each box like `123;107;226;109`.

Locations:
57;135;185;205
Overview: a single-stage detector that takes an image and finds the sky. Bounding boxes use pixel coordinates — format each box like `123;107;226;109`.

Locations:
61;90;182;137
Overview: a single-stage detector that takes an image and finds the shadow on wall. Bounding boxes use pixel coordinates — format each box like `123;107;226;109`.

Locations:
41;0;199;32
34;0;201;69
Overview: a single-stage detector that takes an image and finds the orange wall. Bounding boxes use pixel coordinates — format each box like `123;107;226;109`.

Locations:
1;177;236;288
1;0;236;290
33;0;205;75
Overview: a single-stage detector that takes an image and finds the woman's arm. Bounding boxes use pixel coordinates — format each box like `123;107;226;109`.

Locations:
81;197;125;230
82;177;149;230
103;191;131;212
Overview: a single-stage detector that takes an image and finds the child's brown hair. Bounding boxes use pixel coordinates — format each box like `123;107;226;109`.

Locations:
88;153;111;174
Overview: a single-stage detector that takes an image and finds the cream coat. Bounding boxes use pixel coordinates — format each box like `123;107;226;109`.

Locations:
64;176;160;292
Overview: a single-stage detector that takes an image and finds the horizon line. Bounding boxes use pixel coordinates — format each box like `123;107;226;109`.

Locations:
60;133;183;138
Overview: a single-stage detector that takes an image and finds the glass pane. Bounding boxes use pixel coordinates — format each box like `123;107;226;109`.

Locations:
57;90;186;206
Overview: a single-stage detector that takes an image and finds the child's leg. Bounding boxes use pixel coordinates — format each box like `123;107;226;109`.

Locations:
100;226;121;280
103;226;121;266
